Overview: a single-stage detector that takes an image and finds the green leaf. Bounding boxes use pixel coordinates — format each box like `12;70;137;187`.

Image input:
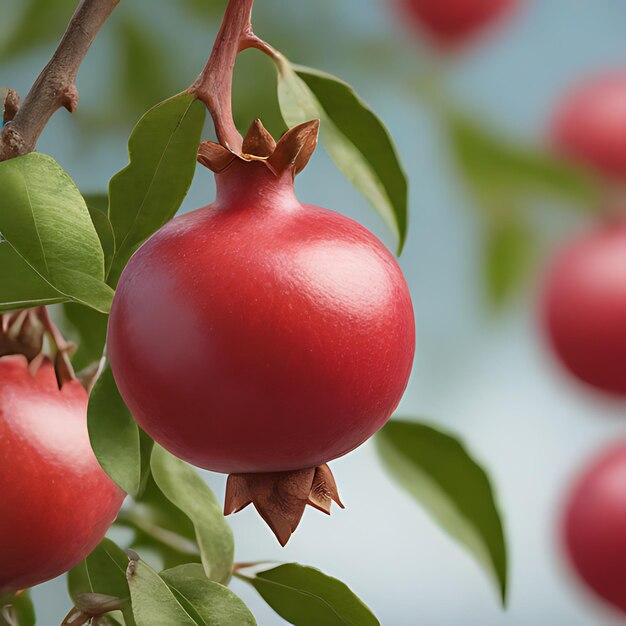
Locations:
84;193;115;275
107;92;205;285
449;114;599;210
0;590;35;626
277;57;407;253
237;563;378;626
0;153;113;312
117;475;201;571
0;0;77;62
62;302;108;370
68;538;130;602
376;419;508;605
0;242;66;311
161;564;256;625
127;558;197;626
484;218;536;309
150;445;234;584
88;364;145;496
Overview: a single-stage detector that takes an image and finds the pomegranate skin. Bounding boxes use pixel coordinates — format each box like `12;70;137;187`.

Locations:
108;161;415;474
542;221;626;395
553;72;626;180
564;444;626;614
394;0;517;48
0;356;125;593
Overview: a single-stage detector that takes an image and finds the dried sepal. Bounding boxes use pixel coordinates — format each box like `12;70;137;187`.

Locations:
197;141;237;173
197;118;320;177
267;119;320;175
242;119;276;157
224;463;343;546
2;88;19;124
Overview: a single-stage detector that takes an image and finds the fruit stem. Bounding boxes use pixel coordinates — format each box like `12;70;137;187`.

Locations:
189;0;279;153
0;0;120;161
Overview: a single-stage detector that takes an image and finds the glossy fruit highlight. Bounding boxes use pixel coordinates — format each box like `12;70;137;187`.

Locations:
0;354;125;593
108;120;415;543
563;443;626;614
542;220;626;395
394;0;517;48
553;71;626;180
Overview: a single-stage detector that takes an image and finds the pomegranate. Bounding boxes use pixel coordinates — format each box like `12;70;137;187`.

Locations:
563;443;626;614
0;310;125;593
553;71;626;180
108;119;415;544
394;0;518;49
541;220;626;395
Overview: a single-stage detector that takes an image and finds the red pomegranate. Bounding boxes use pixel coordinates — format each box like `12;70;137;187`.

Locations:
394;0;518;49
563;443;626;614
542;220;626;395
0;312;125;593
108;120;415;543
553;71;626;180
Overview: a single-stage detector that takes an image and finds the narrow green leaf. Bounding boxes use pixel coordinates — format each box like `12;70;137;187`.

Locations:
161;564;256;625
62;302;108;370
68;538;130;602
484;218;536;309
88;364;141;496
108;92;205;285
449;114;599;210
117;475;201;571
376;419;508;605
237;563;378;626
150;446;234;584
0;590;35;626
277;57;407;253
0;153;113;312
127;558;197;626
84;193;115;275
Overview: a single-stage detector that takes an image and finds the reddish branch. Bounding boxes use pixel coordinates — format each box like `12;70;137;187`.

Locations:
0;0;119;161
189;0;278;153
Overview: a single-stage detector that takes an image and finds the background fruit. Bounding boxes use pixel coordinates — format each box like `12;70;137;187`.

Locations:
394;0;517;48
108;160;415;474
553;71;626;180
563;443;626;614
541;220;626;395
0;356;125;593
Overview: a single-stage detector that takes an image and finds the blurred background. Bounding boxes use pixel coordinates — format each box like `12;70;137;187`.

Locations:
3;0;626;623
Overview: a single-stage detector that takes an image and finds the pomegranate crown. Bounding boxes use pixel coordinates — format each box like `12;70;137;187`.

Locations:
197;118;319;176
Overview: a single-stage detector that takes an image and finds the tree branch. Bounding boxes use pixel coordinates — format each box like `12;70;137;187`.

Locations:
0;0;120;161
189;0;277;153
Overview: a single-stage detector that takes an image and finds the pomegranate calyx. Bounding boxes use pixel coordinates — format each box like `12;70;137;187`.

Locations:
224;463;344;546
197;118;319;177
0;308;76;387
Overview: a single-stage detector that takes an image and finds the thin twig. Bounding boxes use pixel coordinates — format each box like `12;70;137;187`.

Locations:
188;0;276;153
0;0;120;161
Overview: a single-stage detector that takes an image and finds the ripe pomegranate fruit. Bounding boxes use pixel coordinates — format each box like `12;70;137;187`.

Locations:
541;220;626;395
394;0;518;49
563;443;626;614
108;119;415;544
553;71;626;180
0;310;125;593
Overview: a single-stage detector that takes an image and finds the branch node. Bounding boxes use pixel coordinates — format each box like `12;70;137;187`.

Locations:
61;84;79;113
3;89;20;125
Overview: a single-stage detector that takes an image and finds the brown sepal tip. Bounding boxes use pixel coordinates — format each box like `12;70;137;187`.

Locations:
224;463;344;546
197;118;320;177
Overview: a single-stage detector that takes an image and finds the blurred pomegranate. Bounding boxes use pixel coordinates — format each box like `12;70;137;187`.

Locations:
394;0;518;49
563;443;626;614
553;71;626;180
542;220;626;395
